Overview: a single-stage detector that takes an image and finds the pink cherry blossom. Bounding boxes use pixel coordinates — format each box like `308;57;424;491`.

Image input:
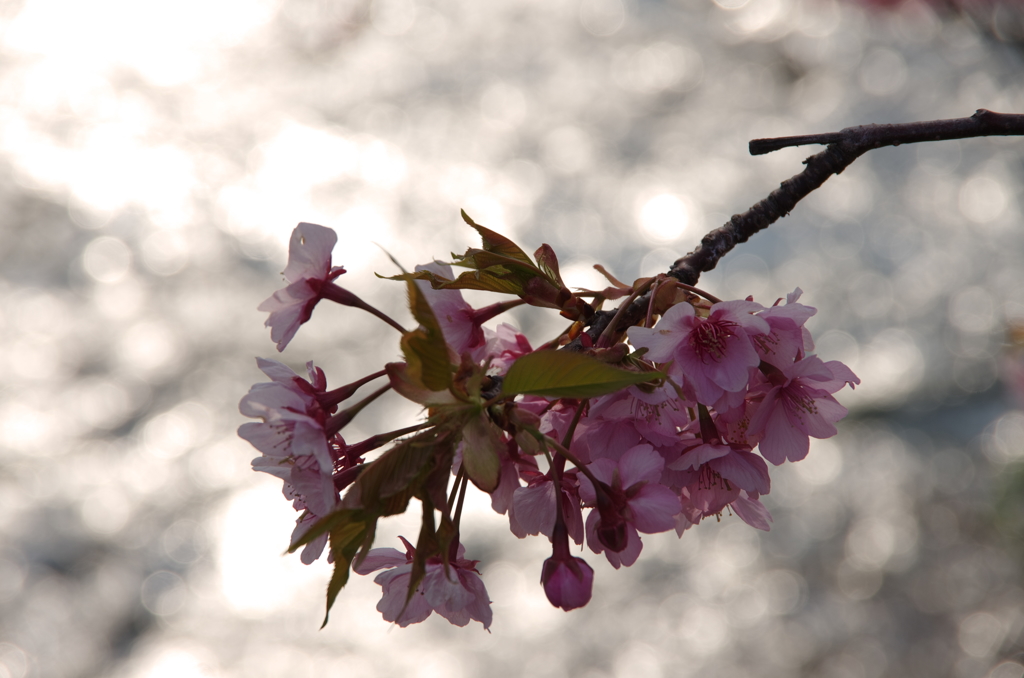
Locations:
508;467;584;545
239;358;337;510
732;490;773;531
578;444;681;568
675;442;771;527
259;223;346;351
752;288;816;368
354;537;492;630
415;262;485;356
628;299;770;404
747;355;860;464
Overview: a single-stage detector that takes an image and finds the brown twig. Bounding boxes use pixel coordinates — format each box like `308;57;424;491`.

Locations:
566;109;1024;351
749;108;1024;156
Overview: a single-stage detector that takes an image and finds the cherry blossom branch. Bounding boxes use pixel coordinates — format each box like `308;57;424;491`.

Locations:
747;108;1024;156
567;109;1024;351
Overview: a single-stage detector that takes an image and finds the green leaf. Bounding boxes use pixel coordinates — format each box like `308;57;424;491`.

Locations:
462;210;534;265
459;414;502;492
533;243;564;286
386;362;457;406
501;350;665;399
401;278;452;392
321;520;368;628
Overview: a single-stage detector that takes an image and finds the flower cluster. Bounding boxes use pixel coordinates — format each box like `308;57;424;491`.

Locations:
239;219;858;629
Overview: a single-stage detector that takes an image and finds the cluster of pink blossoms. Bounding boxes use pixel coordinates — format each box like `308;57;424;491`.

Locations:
239;221;859;630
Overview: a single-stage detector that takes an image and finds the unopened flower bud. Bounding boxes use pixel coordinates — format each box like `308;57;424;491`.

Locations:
541;555;594;611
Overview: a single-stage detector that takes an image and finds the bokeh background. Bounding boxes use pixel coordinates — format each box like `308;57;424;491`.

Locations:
2;0;1024;676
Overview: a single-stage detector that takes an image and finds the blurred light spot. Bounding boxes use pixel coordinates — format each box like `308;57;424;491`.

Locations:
982;412;1024;465
141;571;187;616
725;0;785;36
916;139;961;176
137;647;219;678
189;437;251;489
333;204;392;275
72;377;136;430
462;195;508;233
80;488;132;535
8;337;61;381
358;138;407;188
792;73;844;122
0;402;55;454
144;402;210;459
715;522;761;568
257;123;358;193
0;644;28;678
845;517;896;570
0;554;27;604
216;483;322;616
859;48;907;96
818;219;864;259
371;0;417;36
142;231;190;276
67;198;115;231
849;329;924;407
960;176;1007;224
82;236;131;283
612;43;703;93
677;605;729;655
713;0;750;9
795;439;842;485
814;330;860;368
638;193;690;242
120;321;182;380
613;643;661;678
837;560;883;600
580;0;625;37
950;286;995;334
93;277;147;320
560;261;608;293
725;583;768;627
760;569;804;615
483;560;559;637
848;270;893;320
542;126;594;175
163;520;203;564
989;662;1024;678
480;83;527;129
640;247;680;279
721;253;770;300
958;612;1005;658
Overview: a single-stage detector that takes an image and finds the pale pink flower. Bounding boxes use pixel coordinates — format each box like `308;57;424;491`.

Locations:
586;382;693;449
752;289;816;368
508;467;584;545
747;355;859;464
415;262;484;356
675;446;771;526
478;322;533;374
354;537;492;630
239;358;336;509
415;262;533;367
732;490;773;531
578;444;681;568
259;223;346;351
628;300;770;404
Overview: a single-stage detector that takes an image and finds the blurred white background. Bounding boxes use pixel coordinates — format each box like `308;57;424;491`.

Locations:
1;0;1024;676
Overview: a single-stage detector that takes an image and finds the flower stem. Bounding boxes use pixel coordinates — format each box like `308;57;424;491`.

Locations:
321;282;409;333
325;384;391;437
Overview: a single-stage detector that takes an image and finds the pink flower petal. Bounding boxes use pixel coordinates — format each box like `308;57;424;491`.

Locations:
627;483;680;533
283;222;336;282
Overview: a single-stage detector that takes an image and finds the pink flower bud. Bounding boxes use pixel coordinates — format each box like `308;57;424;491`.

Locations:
541;555;594;611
